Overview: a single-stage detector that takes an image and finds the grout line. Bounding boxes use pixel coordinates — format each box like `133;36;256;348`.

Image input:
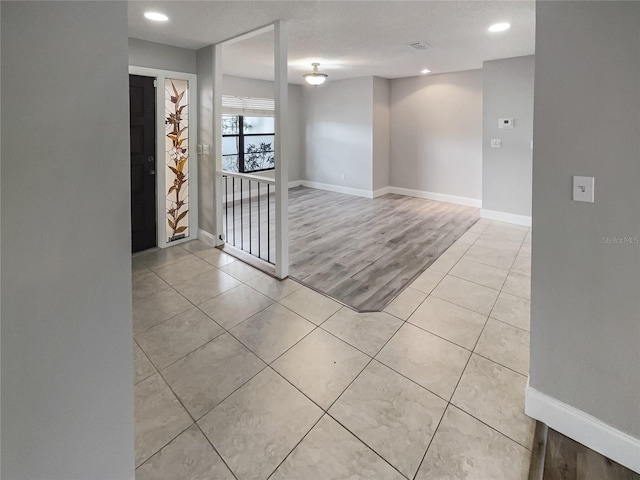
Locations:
327;413;412;480
411;403;449;480
368;358;453;405
278;296;343;327
132;337;158;385
404;317;481;353
471;351;529;378
412;293;495;477
447;400;534;452
191;363;268;424
224;313;315;365
264;412;326;480
134;338;204;467
137;324;226;373
448;403;534;452
268;363;329;413
412;319;488;478
447;266;509;288
323;317;406;413
314;318;413;477
134;422;195;471
194;423;240;480
490;315;531;333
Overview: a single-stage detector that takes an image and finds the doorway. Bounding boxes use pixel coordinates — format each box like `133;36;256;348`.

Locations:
129;74;157;252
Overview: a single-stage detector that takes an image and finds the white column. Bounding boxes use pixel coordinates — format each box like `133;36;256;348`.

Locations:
274;20;289;278
213;43;224;246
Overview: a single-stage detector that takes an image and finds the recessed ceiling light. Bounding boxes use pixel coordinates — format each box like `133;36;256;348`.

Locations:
144;11;169;22
488;22;510;32
421;69;431;75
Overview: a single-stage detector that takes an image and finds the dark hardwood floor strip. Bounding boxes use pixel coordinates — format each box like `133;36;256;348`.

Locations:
536;426;640;480
529;421;548;480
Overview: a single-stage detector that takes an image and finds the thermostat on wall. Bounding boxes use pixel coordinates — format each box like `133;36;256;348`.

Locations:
499;118;514;129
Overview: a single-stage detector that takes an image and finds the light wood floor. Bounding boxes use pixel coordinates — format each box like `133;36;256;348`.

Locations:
223;186;480;311
287;187;479;311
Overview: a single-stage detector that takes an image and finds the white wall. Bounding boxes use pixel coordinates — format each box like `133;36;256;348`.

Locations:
529;0;640;471
482;56;534;220
223;74;275;99
390;70;483;202
2;2;134;478
129;37;197;74
304;77;374;191
373;77;390;191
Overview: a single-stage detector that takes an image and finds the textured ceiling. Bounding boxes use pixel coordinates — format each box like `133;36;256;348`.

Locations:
128;1;535;84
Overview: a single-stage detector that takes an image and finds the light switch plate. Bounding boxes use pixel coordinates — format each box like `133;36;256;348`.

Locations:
490;138;502;148
573;176;595;203
202;145;210;155
499;118;514;129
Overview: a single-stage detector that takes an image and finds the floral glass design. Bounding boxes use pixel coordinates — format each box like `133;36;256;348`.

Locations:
165;79;189;242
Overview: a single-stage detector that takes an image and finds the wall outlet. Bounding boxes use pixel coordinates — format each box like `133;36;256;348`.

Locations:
202;145;210;155
490;139;502;148
573;176;595;203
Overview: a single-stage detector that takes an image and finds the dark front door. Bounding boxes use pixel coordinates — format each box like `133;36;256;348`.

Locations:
129;74;157;252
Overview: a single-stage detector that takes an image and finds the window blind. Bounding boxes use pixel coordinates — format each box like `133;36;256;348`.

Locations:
222;95;275;116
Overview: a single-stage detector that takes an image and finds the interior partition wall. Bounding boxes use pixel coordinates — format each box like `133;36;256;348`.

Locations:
213;22;289;279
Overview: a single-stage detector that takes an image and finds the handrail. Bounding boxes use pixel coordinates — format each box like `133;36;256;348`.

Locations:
217;170;276;185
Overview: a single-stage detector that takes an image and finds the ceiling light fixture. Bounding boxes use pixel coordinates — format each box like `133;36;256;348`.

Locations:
303;63;328;87
421;69;431;74
488;22;510;32
144;11;169;22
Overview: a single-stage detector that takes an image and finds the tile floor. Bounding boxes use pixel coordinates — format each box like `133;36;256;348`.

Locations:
132;218;533;480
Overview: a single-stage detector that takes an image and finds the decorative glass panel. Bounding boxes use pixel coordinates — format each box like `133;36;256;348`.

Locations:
165;79;190;242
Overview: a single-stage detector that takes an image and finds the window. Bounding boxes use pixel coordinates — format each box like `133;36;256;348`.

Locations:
222;115;275;173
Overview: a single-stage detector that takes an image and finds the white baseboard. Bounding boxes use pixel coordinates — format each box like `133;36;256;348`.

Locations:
389;186;482;208
481;209;532;227
526;384;640;474
373;186;391;198
198;229;217;247
300;180;375;198
220;180;528;228
297;181;483;206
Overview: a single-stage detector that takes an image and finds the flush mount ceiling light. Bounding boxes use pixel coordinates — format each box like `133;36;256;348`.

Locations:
144;11;169;22
303;63;328;87
421;68;431;74
488;22;511;32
